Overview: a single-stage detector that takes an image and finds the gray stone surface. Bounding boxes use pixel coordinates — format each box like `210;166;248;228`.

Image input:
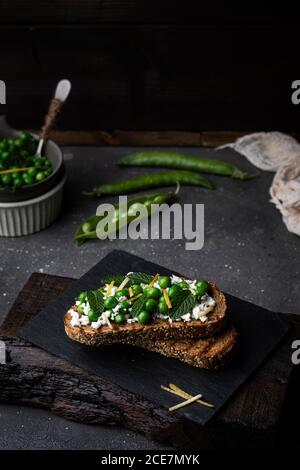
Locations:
0;145;299;450
0;405;169;450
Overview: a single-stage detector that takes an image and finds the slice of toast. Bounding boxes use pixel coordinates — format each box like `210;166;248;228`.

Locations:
65;283;227;345
125;324;238;369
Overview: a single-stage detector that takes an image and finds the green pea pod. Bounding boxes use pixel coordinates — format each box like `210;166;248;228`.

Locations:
118;151;257;180
75;191;174;246
83;170;214;197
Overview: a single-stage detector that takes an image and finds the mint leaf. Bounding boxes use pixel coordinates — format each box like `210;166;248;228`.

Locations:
130;294;147;318
169;290;196;319
128;272;153;285
86;290;105;315
95;290;105;314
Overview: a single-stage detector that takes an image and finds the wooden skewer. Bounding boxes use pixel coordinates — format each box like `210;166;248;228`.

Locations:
161;384;214;409
161;385;202;401
0;167;31;175
169;383;214;408
169;393;202;412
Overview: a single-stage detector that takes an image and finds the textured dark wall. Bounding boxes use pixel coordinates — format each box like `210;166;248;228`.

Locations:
0;1;299;131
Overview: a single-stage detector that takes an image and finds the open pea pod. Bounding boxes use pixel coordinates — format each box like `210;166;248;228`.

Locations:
75;190;174;246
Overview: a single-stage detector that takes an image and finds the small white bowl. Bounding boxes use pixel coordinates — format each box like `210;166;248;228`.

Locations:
0;175;66;236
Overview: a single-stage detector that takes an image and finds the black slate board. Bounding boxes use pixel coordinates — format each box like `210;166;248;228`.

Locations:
17;250;290;425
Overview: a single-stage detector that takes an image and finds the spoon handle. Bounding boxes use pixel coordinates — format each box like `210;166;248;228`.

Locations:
40;79;71;140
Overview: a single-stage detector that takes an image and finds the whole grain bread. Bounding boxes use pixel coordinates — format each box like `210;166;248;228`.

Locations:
64;283;227;345
126;325;238;369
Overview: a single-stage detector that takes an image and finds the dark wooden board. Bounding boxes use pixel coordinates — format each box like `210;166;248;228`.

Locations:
14;250;289;424
0;2;295;25
0;21;299;131
20;129;300;147
0;270;299;449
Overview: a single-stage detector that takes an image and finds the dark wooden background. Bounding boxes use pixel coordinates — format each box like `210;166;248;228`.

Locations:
0;1;299;132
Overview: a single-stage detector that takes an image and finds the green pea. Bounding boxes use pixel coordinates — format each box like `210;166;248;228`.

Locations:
14;139;23;148
114;313;126;325
131;284;143;295
79;291;87;302
82;222;93;234
0;141;8;151
145;298;158;313
8;141;17;151
11;169;19;179
13;176;23;188
36;171;46;182
116;289;129;299
88;309;99;322
23;173;34;185
104;296;118;310
179;281;189;289
1;174;12;185
20;131;30;141
27;167;37;178
119;300;129;311
168;284;182;298
144;287;161;300
137;310;151;324
196;280;209;298
158;300;168;314
158;276;171;289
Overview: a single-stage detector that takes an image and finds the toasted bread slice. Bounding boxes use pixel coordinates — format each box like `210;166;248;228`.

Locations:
64;283;227;345
126;325;238;369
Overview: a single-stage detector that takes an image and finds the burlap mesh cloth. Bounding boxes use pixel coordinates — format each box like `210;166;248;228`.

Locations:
219;132;300;236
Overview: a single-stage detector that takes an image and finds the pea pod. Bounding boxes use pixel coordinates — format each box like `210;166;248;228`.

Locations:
75;191;174;245
118;151;257;180
83;170;214;197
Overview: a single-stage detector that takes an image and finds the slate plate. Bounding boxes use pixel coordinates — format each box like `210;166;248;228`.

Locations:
17;250;290;425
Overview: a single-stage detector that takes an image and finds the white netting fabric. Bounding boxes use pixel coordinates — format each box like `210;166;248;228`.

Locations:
219;132;300;236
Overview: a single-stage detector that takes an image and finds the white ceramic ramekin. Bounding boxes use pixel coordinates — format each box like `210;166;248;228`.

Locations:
0;175;66;236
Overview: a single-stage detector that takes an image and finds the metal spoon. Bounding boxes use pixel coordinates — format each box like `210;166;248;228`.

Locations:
35;79;71;157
